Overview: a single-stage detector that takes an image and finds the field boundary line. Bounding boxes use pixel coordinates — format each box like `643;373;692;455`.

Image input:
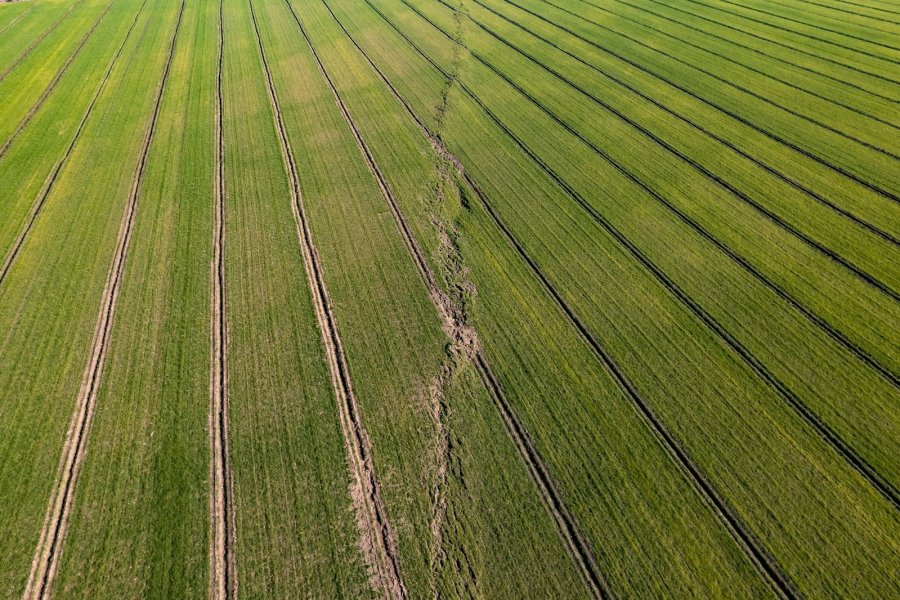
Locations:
251;1;407;597
22;2;186;596
508;0;900;202
316;1;613;596
0;0;150;289
0;0;83;85
612;0;900;103
368;0;900;504
471;0;899;247
387;0;900;385
0;0;115;161
209;0;235;595
445;0;900;300
0;4;36;38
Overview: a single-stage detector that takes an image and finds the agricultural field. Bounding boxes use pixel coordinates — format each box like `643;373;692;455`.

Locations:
0;0;897;596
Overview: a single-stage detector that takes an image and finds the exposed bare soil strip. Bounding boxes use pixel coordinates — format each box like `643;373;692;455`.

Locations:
22;3;185;596
0;0;150;289
209;0;235;595
252;1;407;597
0;0;114;161
0;4;35;37
312;2;610;597
0;0;83;85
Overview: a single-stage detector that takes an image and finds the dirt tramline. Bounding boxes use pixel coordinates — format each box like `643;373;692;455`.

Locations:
0;0;151;288
209;0;234;596
468;0;899;248
250;0;407;596
0;0;114;161
23;1;186;596
418;0;900;504
309;1;615;596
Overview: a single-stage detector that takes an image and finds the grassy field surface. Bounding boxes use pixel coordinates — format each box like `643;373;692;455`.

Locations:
0;0;897;596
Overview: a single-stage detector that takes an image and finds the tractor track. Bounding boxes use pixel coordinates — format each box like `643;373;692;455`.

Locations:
368;0;900;506
0;0;115;162
534;0;900;172
615;0;900;102
0;0;150;289
254;0;407;597
0;4;36;38
22;1;185;596
506;0;900;203
471;0;900;247
0;0;83;86
688;0;900;54
541;0;900;156
387;0;900;387
786;0;900;18
209;0;235;595
328;4;806;596
319;1;615;596
637;0;900;89
448;0;900;300
553;0;899;129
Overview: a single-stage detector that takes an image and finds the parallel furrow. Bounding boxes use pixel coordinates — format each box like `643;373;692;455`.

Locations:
386;0;899;385
0;0;150;288
0;0;115;161
472;0;899;247
209;0;235;595
637;0;900;88
790;0;900;17
775;0;900;18
305;0;611;597
0;0;83;85
618;0;900;102
728;0;891;34
252;1;407;597
0;4;35;38
22;2;185;596
537;0;900;162
368;0;900;509
329;2;799;596
451;0;900;300
510;0;900;202
696;0;900;54
556;0;898;127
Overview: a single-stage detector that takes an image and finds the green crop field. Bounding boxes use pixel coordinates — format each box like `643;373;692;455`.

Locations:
0;0;897;596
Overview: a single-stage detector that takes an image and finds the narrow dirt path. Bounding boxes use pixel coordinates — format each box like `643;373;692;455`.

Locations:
22;4;185;597
250;1;407;597
0;0;150;288
0;0;115;161
209;0;235;595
